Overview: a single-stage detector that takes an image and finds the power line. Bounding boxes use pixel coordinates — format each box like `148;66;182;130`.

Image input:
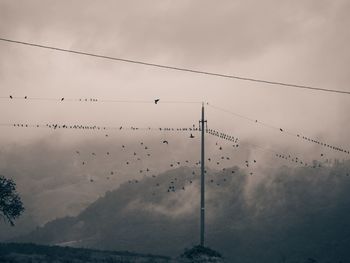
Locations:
207;103;350;155
0;121;331;170
0;95;202;104
1;37;349;95
0;122;202;132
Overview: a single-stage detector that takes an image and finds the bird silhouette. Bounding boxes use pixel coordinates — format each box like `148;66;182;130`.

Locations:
154;99;160;104
190;133;195;138
61;98;64;101
163;140;169;144
9;95;13;99
24;96;27;99
280;128;283;132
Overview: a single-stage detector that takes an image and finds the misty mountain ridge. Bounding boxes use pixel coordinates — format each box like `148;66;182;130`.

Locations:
11;161;350;262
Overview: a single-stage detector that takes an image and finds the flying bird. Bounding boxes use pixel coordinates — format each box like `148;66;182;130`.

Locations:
61;98;64;101
154;99;160;104
280;128;283;132
163;140;169;144
9;95;13;99
24;96;27;99
190;133;195;138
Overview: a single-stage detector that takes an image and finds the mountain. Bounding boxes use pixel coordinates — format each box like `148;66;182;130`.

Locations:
12;163;350;262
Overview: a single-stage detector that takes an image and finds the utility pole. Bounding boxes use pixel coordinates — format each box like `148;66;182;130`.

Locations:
200;102;206;246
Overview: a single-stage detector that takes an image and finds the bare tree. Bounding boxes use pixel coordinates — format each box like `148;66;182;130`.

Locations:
0;175;24;226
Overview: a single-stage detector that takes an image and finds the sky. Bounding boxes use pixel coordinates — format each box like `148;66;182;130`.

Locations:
1;0;350;254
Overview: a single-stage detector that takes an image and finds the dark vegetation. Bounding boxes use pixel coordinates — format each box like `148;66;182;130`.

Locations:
180;245;222;260
0;243;172;263
0;175;24;226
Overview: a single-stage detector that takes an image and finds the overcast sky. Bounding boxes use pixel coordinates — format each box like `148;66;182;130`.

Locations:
1;1;350;238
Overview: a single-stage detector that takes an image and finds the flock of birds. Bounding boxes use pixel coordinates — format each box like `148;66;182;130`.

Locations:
5;95;350;189
73;136;253;191
296;134;350;154
73;130;349;198
6;94;350;155
73;133;350;197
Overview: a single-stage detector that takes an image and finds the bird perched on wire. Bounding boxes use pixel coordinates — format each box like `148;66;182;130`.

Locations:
154;99;160;104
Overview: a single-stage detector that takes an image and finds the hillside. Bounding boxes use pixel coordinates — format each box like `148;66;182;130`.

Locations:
12;163;350;262
0;243;173;263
